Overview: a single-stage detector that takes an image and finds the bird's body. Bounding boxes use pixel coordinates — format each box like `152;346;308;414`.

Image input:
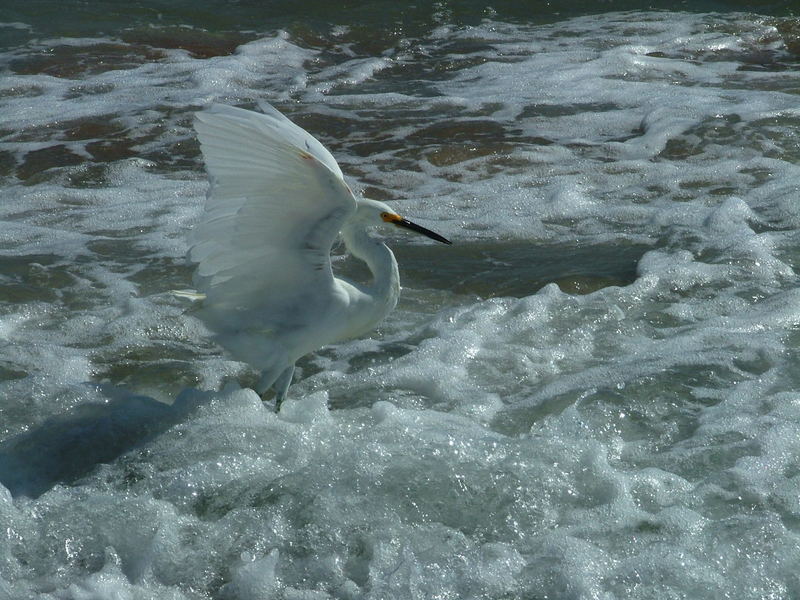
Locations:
190;103;449;409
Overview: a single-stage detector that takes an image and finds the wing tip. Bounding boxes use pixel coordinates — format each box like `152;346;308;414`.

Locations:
195;102;285;127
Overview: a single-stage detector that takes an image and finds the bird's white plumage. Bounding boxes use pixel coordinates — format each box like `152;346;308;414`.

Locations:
189;103;449;409
190;104;357;333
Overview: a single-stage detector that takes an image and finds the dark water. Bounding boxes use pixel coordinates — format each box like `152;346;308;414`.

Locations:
1;0;797;44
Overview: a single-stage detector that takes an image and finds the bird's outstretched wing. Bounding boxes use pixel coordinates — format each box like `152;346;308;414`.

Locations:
189;104;357;332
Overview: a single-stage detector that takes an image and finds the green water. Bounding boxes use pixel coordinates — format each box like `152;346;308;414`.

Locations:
1;0;797;45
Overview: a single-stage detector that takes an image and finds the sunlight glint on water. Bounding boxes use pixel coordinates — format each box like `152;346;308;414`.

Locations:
1;6;800;599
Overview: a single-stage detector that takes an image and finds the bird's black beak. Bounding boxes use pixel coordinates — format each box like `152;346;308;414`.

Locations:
395;218;452;245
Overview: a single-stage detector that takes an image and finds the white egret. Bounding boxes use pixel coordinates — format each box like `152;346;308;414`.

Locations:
189;103;451;410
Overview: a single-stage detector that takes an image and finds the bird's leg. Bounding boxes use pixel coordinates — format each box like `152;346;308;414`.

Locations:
272;364;295;412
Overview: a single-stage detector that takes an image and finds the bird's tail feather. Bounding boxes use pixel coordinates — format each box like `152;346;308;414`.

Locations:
171;289;207;301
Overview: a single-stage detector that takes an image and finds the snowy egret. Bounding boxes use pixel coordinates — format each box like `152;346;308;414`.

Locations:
189;103;451;410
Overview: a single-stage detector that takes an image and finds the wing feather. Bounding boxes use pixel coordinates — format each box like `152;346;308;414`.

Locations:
189;104;356;332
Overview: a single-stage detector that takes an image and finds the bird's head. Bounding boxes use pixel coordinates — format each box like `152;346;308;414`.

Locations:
355;198;452;245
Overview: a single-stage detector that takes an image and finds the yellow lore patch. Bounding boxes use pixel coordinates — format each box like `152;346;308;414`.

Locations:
381;212;402;223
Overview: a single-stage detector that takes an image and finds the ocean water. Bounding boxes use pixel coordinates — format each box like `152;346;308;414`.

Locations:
2;1;800;598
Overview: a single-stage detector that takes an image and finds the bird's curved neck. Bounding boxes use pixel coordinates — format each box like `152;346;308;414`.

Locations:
341;223;400;306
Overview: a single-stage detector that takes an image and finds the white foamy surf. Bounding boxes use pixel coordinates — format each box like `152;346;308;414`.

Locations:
1;9;799;599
